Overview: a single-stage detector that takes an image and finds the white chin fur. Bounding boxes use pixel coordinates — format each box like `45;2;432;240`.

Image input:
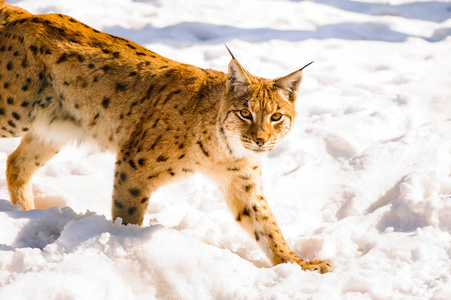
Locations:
227;135;267;159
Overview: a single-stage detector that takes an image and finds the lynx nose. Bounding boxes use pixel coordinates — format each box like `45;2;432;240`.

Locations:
255;138;267;147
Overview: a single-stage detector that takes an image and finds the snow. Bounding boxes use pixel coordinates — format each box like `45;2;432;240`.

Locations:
1;0;451;299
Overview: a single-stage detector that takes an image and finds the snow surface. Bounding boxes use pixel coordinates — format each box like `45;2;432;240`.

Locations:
1;0;451;299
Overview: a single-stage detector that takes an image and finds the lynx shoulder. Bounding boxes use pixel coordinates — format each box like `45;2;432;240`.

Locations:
0;1;332;273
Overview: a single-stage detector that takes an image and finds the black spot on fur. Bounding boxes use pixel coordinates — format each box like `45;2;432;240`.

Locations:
254;231;260;241
128;207;137;215
244;184;253;192
7;97;14;105
197;141;210;157
88;63;95;69
102;65;111;72
130;101;138;109
152;118;160;128
129;71;137;77
101;97;110;109
12;112;20;120
129;188;140;196
178;154;185;159
140;197;147;204
22;85;28;91
138;159;146;166
21;57;28;68
157;85;167;94
129;160;137;170
146;84;156;99
242;207;250;217
0;108;4;115
21;101;29;107
76;54;85;62
3;82;10;89
6;61;13;71
239;175;250;180
150;135;162;150
116;83;127;91
29;45;38;55
8;120;16;128
120;172;127;181
157;155;168;162
56;53;67;64
227;167;239;171
164;70;175;78
114;200;124;209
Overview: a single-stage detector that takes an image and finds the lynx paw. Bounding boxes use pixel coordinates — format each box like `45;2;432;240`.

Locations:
302;259;334;274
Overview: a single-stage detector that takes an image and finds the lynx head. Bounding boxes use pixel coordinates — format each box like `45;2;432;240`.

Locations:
218;49;312;158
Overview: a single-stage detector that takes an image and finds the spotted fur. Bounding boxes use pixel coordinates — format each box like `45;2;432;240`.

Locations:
0;1;333;273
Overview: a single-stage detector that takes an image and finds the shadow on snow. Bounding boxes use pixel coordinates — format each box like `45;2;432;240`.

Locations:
294;0;451;23
106;20;450;49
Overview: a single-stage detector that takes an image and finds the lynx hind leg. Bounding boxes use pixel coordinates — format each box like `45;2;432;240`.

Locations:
111;160;153;226
6;134;60;210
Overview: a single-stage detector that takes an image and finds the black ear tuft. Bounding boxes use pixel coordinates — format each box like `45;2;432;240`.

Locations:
224;44;235;60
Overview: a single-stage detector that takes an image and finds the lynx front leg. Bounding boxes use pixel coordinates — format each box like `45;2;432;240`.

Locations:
215;162;334;273
6;134;60;210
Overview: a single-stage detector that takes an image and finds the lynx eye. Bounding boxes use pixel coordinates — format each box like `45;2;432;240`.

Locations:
239;109;252;120
270;112;283;122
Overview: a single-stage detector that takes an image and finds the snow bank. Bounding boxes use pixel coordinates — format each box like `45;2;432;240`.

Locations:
1;0;451;299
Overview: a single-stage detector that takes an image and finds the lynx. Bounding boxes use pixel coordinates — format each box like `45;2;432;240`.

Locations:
0;1;333;273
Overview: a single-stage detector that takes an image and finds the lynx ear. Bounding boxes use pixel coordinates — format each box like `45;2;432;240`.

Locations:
228;59;251;86
274;61;313;102
225;45;251;92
